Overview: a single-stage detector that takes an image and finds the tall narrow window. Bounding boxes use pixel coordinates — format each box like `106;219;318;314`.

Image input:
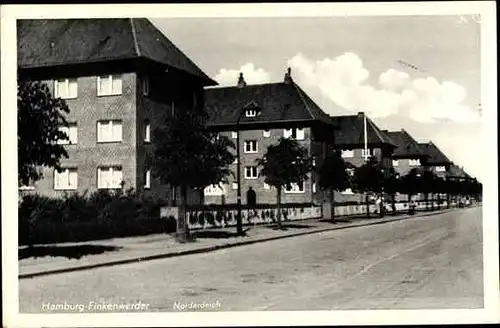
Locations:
97;75;122;96
97;120;122;143
57;123;78;145
144;169;151;189
54;78;78;99
144;120;151;143
142;78;150;96
54;168;78;190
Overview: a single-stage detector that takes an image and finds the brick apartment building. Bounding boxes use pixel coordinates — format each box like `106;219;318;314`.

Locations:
18;18;216;203
203;70;336;205
329;112;396;202
418;141;453;178
385;129;429;177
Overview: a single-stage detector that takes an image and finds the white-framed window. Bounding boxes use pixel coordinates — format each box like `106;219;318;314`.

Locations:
263;182;271;190
232;182;238;190
244;166;258;179
283;128;305;140
284;182;305;193
54;78;78;99
97;166;123;189
97;75;122;96
312;157;316;167
245;109;257;117
341;150;354;158
142;78;150;96
244;140;258;153
231;131;238;139
97;120;122;143
341;188;354;195
57;123;78;145
312;182;317;193
435;166;446;172
263;129;271;138
204;184;225;196
392;160;399;167
409;159;421;166
144;169;151;189
361;148;372;158
144;120;151;143
54;168;78;190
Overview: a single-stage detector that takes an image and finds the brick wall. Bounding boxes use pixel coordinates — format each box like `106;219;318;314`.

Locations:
135;73;204;205
27;73;138;197
204;127;315;205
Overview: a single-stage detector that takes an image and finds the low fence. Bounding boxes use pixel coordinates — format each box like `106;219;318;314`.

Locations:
160;200;456;231
161;204;322;230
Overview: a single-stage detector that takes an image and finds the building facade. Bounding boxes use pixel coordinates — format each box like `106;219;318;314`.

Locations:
203;70;336;205
329;113;396;203
18;18;216;204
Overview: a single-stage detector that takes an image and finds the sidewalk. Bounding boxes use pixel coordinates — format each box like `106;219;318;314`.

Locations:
19;208;455;279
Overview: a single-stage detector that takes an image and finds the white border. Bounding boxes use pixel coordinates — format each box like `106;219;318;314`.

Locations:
2;2;498;327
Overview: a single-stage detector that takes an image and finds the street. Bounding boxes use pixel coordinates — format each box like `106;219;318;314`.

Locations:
19;207;483;312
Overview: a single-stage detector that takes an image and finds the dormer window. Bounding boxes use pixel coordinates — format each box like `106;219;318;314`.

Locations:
245;109;257;117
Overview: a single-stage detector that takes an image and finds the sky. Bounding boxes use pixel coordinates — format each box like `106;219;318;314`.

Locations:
151;15;482;180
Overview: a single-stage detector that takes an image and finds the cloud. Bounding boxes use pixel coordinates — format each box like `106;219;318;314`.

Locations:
287;53;480;123
214;63;271;86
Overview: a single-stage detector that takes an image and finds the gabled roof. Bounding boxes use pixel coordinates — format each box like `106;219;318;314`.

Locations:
385;129;427;158
17;18;216;85
329;113;396;148
418;142;452;165
205;81;333;126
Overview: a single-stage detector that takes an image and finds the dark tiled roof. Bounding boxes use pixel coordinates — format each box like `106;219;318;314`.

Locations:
448;165;472;179
205;81;333;126
329;114;396;148
17;18;216;85
418;142;452;165
386;129;426;158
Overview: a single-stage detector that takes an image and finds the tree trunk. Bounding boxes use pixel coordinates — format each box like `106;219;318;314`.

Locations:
408;193;413;214
430;193;435;211
365;192;370;218
425;193;429;211
276;187;282;230
437;193;440;210
391;193;396;215
447;193;451;209
330;189;335;222
176;184;189;243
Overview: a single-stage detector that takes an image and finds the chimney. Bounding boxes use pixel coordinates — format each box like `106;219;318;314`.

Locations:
357;111;364;117
382;129;388;133
237;72;246;88
284;67;293;84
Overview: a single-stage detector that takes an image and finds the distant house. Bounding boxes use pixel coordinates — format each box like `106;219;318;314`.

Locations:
17;18;216;204
418;141;453;178
203;69;336;205
385;129;429;177
329;112;396;202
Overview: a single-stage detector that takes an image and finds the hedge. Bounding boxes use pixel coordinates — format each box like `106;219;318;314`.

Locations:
18;189;175;246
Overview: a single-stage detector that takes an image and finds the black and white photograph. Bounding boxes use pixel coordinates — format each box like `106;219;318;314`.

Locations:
1;2;498;327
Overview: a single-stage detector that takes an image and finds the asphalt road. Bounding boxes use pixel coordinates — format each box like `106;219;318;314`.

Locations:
19;207;483;312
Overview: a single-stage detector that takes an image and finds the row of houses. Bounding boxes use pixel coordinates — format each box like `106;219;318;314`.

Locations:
17;18;473;206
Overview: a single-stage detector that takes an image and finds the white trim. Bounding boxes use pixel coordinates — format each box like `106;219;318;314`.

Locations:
97;166;123;189
341;188;354;195
243;140;258;153
142;78;150;96
245;109;257;117
97;120;123;143
244;166;258;179
57;123;78;145
54;168;78;190
54;78;78;99
144;121;151;143
97;75;122;96
263;129;271;138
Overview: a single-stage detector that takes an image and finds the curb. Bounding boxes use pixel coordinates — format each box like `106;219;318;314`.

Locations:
19;208;454;279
